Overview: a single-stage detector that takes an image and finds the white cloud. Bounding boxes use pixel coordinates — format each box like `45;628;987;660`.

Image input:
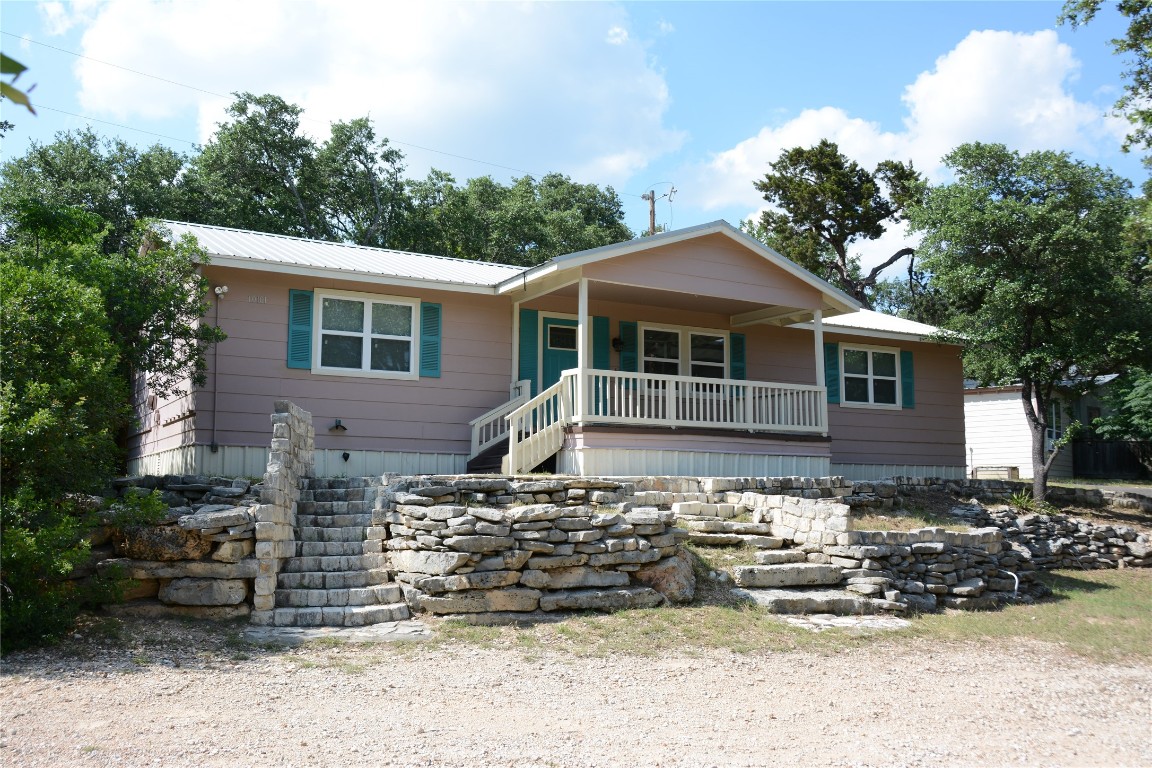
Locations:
692;29;1124;273
656;19;674;35
70;0;683;188
606;25;629;45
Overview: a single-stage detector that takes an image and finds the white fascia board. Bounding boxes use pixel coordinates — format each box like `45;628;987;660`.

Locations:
203;255;500;295
791;321;961;345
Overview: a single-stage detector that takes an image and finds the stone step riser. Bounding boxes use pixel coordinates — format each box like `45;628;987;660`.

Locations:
295;541;367;557
277;569;391;590
297;514;373;528
270;602;410;628
275;584;402;609
297;527;366;543
280;553;387;573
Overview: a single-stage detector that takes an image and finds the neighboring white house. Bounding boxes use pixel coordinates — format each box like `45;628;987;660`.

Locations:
963;383;1111;480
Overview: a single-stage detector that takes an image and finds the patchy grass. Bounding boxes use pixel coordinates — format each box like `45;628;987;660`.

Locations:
851;510;970;533
430;569;1151;662
904;568;1152;663
686;542;761;568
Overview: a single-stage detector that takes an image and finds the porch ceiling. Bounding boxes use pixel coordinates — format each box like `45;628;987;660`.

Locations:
543;280;824;326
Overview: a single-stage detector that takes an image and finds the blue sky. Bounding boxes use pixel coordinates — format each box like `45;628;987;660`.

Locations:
1;1;1143;271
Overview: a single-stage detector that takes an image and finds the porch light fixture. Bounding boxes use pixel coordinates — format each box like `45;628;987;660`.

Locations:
611;337;625;352
341;452;350;462
330;419;348;432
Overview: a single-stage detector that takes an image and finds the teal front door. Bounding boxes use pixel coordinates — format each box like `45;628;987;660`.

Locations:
541;317;578;389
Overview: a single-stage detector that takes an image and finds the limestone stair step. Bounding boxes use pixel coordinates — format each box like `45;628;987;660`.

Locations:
754;550;808;565
687;532;784;548
277;568;393;590
295;541;369;557
298;513;373;528
732;587;880;616
270;602;410;628
298;526;367;543
731;562;843;588
280;553;387;573
275;583;403;608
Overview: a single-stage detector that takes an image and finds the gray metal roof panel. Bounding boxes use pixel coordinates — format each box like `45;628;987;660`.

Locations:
161;221;524;288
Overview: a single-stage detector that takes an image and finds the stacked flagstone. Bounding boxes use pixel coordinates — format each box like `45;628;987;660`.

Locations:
374;477;695;613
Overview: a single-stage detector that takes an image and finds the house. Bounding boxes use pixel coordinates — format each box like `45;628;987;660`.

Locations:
129;220;966;480
965;377;1146;480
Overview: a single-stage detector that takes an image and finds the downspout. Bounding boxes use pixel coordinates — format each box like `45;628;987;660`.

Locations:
210;285;227;452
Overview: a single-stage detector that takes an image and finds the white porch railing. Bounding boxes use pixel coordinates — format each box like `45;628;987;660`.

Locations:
468;379;532;459
503;369;828;474
506;376;573;475
580;370;828;433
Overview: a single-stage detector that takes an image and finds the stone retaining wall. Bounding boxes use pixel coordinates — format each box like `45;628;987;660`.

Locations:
100;475;262;619
372;477;696;613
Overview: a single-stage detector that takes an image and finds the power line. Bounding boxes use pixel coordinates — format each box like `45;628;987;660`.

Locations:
34;104;200;147
4;31;644;190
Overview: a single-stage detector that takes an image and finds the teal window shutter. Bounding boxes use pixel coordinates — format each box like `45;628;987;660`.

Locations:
823;342;840;404
519;308;539;395
729;333;746;380
619;321;638;372
592;316;610;370
900;350;915;409
287;289;313;369
420;302;442;378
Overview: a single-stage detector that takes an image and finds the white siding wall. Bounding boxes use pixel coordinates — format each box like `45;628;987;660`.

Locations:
964;391;1073;480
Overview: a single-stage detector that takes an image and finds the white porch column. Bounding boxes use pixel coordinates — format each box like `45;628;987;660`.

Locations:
574;276;588;420
813;308;825;386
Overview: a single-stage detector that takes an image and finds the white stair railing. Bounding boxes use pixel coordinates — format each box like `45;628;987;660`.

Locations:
468;379;532;459
506;373;574;475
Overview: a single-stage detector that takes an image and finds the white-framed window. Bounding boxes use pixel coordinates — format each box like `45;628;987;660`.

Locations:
841;345;899;407
641;325;728;379
1046;400;1064;449
313;289;419;379
547;324;577;351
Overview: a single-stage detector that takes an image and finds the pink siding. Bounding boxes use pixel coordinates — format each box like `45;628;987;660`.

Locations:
822;333;965;468
582;234;824;308
185;267;513;456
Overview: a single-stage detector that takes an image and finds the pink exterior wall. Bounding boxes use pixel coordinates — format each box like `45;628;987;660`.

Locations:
582;233;824;308
821;332;965;469
145;266;514;458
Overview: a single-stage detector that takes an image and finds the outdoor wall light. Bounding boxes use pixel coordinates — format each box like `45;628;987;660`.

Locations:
330;419;348;432
341;452;350;462
213;285;229;296
611;337;625;352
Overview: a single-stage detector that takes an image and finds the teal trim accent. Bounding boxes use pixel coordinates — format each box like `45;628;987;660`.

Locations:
619;321;638;372
729;333;746;380
824;343;840;404
900;350;915;409
592;316;610;370
287;289;313;369
519;308;539;395
419;302;442;378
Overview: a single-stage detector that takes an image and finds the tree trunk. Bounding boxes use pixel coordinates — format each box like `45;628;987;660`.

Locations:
1020;380;1051;501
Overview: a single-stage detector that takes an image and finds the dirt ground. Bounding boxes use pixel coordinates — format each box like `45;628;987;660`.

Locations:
2;617;1150;768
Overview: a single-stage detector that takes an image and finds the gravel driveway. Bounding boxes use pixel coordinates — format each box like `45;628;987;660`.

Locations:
2;618;1149;768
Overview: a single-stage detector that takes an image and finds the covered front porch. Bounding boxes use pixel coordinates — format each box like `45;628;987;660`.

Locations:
468;223;860;476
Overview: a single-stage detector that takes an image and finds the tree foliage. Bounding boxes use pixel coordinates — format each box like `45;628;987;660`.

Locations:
1061;1;1152;154
910;142;1152;498
1093;368;1152;441
0;128;193;255
750;140;925;307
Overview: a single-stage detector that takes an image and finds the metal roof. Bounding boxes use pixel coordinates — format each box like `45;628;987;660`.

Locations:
161;221;523;291
791;309;954;343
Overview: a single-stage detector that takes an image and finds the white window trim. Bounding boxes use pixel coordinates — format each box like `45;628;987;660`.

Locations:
638;323;730;378
840;343;901;410
312;288;420;380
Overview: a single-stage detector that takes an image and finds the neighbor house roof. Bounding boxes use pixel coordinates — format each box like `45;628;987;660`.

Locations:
791;309;954;343
162;221;523;293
